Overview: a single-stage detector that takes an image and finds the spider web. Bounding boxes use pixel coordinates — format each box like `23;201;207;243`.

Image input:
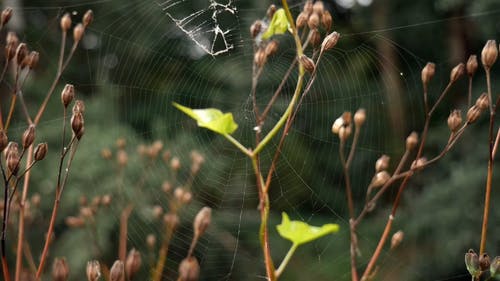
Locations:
8;1;500;281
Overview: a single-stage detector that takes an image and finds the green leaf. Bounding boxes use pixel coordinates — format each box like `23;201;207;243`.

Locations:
261;8;290;40
173;102;238;135
276;212;339;246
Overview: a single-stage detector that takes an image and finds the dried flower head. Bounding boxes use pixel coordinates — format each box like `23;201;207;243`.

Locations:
0;130;8;153
254;48;266;67
146;234;156;249
6;142;20;175
354;108;366;127
371;171;390;188
61;84;75;108
61;13;72;31
1;7;13;27
481;40;498;70
491;256;500;278
266;4;277;19
250;20;262;39
170;156;181;171
71;112;84;136
125;249;142;280
52;258;69;281
411;157;427;170
34;142;48;161
465;249;480;278
117;150;128;167
303;0;313;14
450;63;465;83
447;110;462;133
83;10;94;28
296;12;308;29
178;257;200;281
322;11;332;31
163;213;180;230
194;207;212;239
475;93;489;111
22;124;36;148
310;29;321;47
421;62;435;88
109;260;124;281
391;230;404;250
466;55;478;77
86;260;101;281
338;125;352;142
15;43;28;66
480;253;491;271
375;155;390;172
299;55;315;73
66;216;85;228
73;23;85;42
307;12;320;30
405;132;418;151
27;51;39;69
265;40;279;57
321;31;340;52
466;105;482;124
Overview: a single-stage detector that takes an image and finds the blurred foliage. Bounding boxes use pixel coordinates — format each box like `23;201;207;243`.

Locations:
1;0;500;280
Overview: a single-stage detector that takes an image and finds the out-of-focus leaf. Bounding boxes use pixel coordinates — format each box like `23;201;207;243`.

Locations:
262;8;290;40
276;212;339;245
173;102;238;135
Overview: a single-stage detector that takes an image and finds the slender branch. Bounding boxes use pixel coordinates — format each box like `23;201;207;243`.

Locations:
119;204;134;261
275;243;298;278
223;134;252;157
151;223;174;281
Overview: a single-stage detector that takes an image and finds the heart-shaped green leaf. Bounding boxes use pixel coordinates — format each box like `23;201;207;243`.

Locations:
261;8;290;40
276;212;339;246
173;103;238;135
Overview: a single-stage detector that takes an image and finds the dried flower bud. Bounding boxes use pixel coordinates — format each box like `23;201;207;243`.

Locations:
405;132;418;150
465;249;480;278
163;213;180;230
371;171;390;188
116;138;126;149
5;32;19;61
73;23;85;42
375;155;390;172
307;12;320;30
52;258;69;281
480;253;491;271
331;117;343;134
171;157;181;171
101;148;112;160
61;13;72;31
34;142;48;161
299;55;315;73
73;100;85;114
296;12;308;29
421;62;435;88
481;40;498;70
254;48;266;67
450;63;465;83
194;207;212;239
466;55;478;77
310;29;321;47
117;150;128;167
22;124;36;148
475;93;489;111
250;20;262;39
109;260;124;281
152;205;163;219
354;108;366;127
447;110;462;133
86;260;101;281
162;181;172;193
71;112;84;136
27;51;39;69
322;11;332;31
338;125;352;142
15;43;28;66
466;105;482;124
390;230;404;249
342;111;352;126
61;84;75;108
304;0;313;14
31;193;41;207
178;257;200;281
6;31;18;45
411;157;427;170
0;130;8;153
265;40;279;57
182;191;193;205
146;234;156;249
125;249;141;280
1;7;13;27
321;31;340;53
80;207;94;218
65;216;85;228
491;256;500;278
266;4;276;19
83;10;94;28
6;142;19;175
313;1;325;15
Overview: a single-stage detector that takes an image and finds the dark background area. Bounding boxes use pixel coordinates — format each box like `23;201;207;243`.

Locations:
1;0;500;280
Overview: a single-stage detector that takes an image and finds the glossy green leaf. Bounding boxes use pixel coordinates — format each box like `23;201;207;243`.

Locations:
276;212;339;245
261;8;290;40
173;103;238;135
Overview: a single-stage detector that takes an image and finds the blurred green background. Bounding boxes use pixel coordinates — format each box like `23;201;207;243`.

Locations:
1;0;500;280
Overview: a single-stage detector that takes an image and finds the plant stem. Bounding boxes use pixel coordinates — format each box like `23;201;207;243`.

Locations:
479;69;496;255
224;134;252;157
119;204;134;261
151;224;174;281
275;243;298;278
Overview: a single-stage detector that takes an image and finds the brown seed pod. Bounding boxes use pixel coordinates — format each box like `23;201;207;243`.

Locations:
178;257;200;281
125;249;141;280
194;207;212;239
86;260;101;281
391;230;404;249
296;12;308;29
1;7;13;27
322;10;333;31
250;20;262;39
299;55;315;73
375;155;390;172
27;51;39;69
34;143;48;161
406;132;418;151
265;40;279;57
254;48;266;67
0;130;8;153
475;93;489;111
73;23;85;42
466;105;482;124
371;171;390;188
481;40;498;70
303;0;313;14
61;84;75;108
6;142;19;175
109;260;124;281
22;124;36;148
307;12;320;30
71;112;84;136
83;10;94;28
15;43;28;66
52;258;69;281
60;13;72;32
354;108;366;127
266;4;276;19
310;29;321;47
447;110;462;133
450;63;465;83
421;62;435;88
466;55;478;77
